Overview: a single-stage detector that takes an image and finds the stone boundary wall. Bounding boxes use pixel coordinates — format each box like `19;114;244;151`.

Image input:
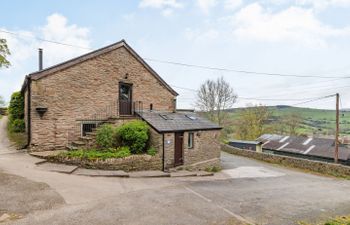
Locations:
184;158;221;171
221;144;350;178
46;154;162;172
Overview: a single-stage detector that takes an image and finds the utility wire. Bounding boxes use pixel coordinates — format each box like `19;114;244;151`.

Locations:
290;94;336;106
171;84;333;102
145;58;350;79
2;29;350;79
0;29;92;50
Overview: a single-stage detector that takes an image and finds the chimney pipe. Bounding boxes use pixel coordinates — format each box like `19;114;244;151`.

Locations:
38;48;43;71
173;98;177;113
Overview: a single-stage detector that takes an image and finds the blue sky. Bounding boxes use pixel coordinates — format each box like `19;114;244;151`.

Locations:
1;0;350;109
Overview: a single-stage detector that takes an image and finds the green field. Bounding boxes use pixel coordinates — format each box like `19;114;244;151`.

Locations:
226;106;350;137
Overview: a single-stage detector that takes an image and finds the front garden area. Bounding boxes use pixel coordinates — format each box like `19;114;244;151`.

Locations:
51;120;161;171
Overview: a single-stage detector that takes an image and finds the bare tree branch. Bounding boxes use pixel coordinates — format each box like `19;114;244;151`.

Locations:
196;76;237;125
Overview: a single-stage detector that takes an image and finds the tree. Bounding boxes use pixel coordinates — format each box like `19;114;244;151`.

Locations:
0;38;11;68
283;112;302;135
235;105;272;140
196;76;237;125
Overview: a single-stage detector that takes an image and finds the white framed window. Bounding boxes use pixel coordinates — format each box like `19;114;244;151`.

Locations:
188;132;194;149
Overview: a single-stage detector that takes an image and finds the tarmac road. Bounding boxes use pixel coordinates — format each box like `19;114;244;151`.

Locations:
1;116;350;225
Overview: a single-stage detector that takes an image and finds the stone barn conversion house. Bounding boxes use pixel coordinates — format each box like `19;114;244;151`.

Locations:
21;40;222;170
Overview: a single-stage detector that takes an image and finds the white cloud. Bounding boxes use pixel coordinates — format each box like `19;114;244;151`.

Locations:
231;3;350;47
224;0;243;10
196;0;218;14
40;13;90;66
139;0;183;16
0;13;91;101
296;0;350;10
139;0;183;8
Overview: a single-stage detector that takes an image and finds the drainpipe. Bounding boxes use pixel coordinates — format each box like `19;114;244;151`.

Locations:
173;98;177;113
26;76;32;148
162;133;165;171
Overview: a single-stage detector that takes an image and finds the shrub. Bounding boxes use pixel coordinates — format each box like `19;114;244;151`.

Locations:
205;166;221;173
147;147;157;156
60;148;131;160
8;119;25;133
7;91;25;133
8;92;24;120
96;124;116;148
115;146;131;158
116;120;149;154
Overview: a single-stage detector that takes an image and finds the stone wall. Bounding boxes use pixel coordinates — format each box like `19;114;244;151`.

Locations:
222;144;350;178
158;130;221;170
183;130;221;167
149;127;163;155
27;46;176;151
163;132;175;169
48;154;162;172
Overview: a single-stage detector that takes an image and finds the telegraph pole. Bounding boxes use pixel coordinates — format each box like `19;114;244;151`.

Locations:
335;93;339;163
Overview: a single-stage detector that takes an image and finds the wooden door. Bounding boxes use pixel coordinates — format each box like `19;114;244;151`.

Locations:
174;132;184;166
119;83;132;115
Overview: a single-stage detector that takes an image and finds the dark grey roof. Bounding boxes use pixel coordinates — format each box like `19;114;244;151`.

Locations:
137;111;222;133
258;134;350;161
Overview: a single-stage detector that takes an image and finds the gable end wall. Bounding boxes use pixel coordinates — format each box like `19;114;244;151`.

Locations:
29;46;175;151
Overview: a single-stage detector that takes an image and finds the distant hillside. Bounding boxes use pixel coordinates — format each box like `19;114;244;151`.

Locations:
226;106;350;136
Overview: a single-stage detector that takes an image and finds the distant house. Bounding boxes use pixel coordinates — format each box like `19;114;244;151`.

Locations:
20;40;222;170
257;134;350;164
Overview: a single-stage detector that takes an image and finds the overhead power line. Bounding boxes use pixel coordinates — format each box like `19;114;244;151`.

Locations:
144;58;350;79
290;94;336;106
2;29;350;79
0;29;91;50
172;84;333;102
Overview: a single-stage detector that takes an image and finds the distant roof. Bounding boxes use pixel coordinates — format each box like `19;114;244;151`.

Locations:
229;140;262;145
137;110;222;133
257;134;350;161
21;40;178;96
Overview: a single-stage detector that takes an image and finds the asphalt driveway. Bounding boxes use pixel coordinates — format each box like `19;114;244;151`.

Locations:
2;117;350;225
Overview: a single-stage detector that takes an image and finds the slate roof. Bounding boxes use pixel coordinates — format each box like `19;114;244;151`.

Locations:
21;40;178;96
257;134;350;161
137;111;222;133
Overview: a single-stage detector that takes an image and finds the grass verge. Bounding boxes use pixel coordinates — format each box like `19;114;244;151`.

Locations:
299;215;350;225
6;129;26;149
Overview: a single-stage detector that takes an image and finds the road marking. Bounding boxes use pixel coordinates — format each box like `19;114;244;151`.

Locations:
184;186;212;202
184;186;256;225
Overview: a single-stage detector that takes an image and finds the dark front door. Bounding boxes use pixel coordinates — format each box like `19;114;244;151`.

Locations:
174;132;184;166
119;83;132;115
